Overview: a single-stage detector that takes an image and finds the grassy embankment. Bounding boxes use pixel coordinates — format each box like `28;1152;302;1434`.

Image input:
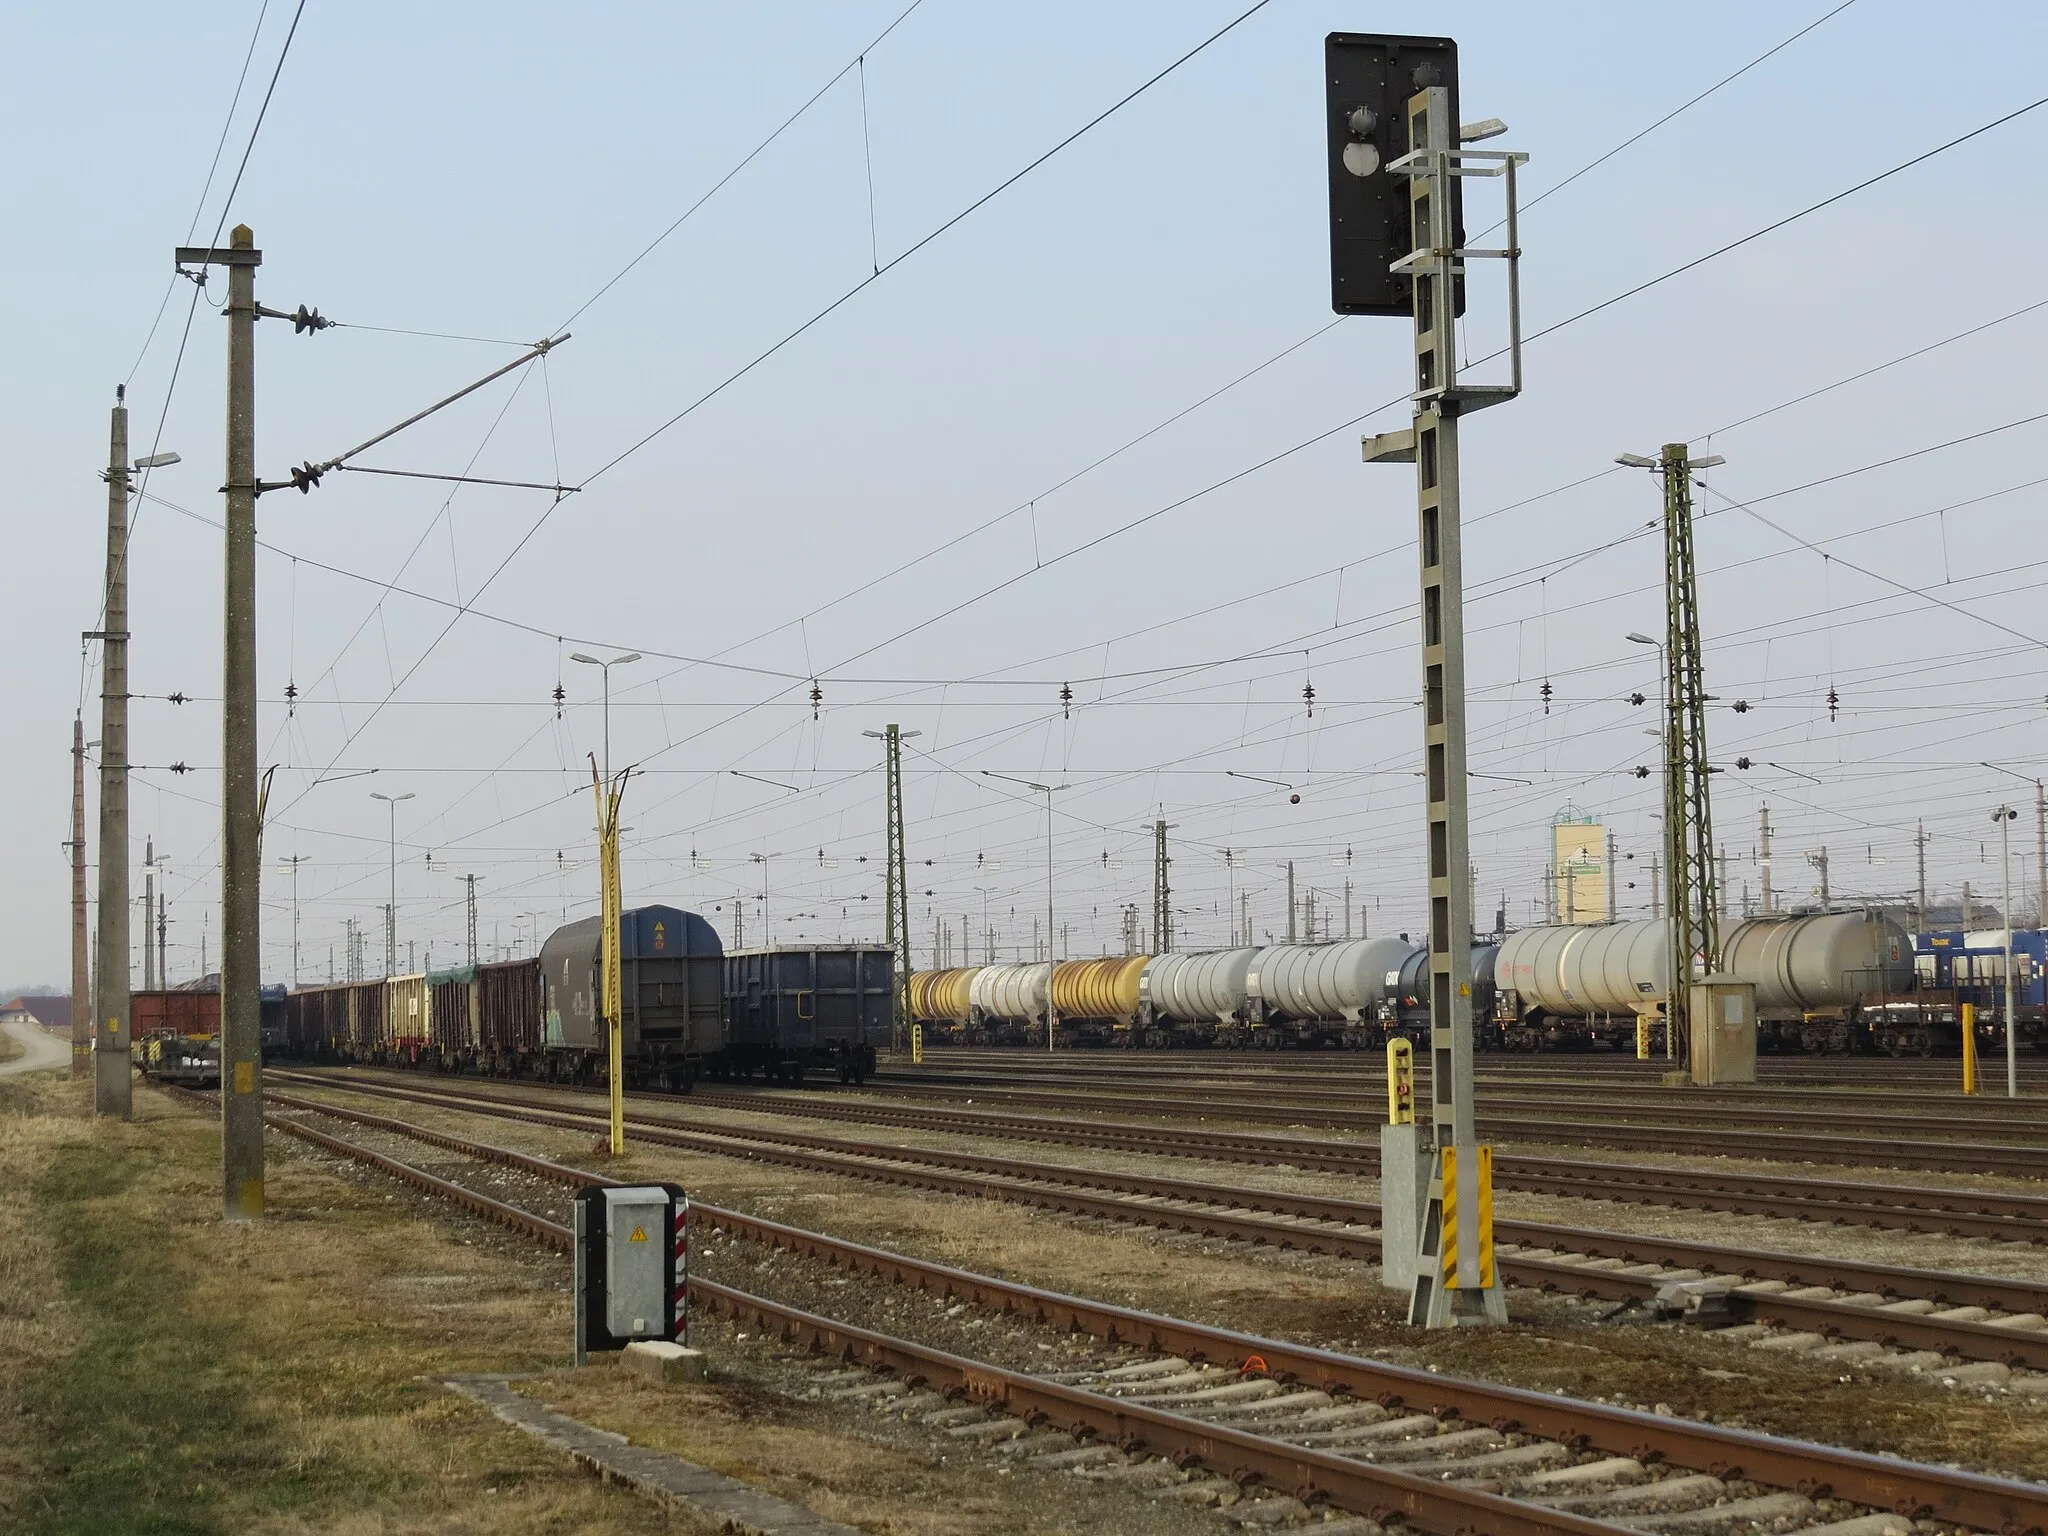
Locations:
0;1072;664;1536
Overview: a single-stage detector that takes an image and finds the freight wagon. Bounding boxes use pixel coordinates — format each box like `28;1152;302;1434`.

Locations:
277;908;893;1089
722;945;891;1082
1488;910;1926;1055
132;985;287;1054
539;906;723;1088
132;989;221;1038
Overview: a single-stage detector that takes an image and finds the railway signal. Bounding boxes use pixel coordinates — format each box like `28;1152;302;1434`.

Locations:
1336;32;1524;1329
1324;33;1463;317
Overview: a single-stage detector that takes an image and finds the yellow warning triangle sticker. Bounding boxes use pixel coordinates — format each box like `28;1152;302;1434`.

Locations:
628;1226;648;1243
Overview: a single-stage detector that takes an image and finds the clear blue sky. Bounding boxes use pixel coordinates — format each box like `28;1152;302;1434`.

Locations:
5;0;2046;985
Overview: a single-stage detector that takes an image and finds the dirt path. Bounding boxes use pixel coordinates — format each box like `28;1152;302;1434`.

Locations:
0;1020;69;1078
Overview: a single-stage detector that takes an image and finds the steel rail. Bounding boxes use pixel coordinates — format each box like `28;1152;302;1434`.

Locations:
828;1079;2048;1168
692;1279;1636;1536
267;1080;2048;1372
274;1067;2048;1241
220;1088;1626;1534
269;1080;2048;1309
685;1082;2048;1182
888;1063;2048;1122
228;1086;2048;1534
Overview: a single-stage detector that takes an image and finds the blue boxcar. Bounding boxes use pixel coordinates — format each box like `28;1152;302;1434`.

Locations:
721;945;892;1083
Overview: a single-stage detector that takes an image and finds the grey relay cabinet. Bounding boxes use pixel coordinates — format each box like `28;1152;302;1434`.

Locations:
573;1182;688;1364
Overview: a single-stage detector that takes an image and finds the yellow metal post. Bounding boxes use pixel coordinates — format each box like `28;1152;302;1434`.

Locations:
1386;1037;1414;1125
1962;1002;1979;1096
1636;1015;1651;1061
911;1022;924;1065
592;761;628;1156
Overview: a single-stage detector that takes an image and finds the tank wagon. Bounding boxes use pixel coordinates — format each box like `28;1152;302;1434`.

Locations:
1052;955;1151;1044
278;906;892;1087
1137;948;1258;1043
1382;943;1499;1044
1489;910;1920;1054
908;967;978;1042
968;963;1051;1041
911;938;1497;1050
1242;937;1419;1047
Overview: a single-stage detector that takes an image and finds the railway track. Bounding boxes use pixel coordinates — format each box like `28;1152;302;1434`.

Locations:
173;1082;2048;1535
883;1063;2048;1124
931;1048;2048;1089
270;1072;2048;1376
279;1066;2048;1244
806;1078;2048;1176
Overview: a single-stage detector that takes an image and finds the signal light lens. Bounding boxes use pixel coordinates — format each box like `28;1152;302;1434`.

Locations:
1341;141;1381;177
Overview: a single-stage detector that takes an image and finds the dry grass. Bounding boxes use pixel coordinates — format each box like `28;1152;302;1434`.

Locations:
277;1076;2048;1480
0;1073;671;1536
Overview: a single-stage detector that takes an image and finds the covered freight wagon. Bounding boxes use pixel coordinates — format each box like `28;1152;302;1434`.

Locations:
476;957;544;1069
385;974;433;1055
722;945;891;1082
426;967;481;1066
539;905;722;1087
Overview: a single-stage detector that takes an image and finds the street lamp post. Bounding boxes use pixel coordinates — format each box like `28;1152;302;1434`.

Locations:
983;772;1068;1052
570;652;642;782
369;791;414;975
1997;804;2020;1097
1627;630;1677;1059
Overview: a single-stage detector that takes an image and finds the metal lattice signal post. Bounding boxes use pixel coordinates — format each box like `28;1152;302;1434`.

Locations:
465;874;481;968
1621;445;1724;1056
1151;819;1176;954
1336;33;1524;1328
865;726;917;1051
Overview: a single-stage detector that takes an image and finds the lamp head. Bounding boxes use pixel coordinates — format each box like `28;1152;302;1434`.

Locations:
1625;632;1656;646
1614;453;1658;469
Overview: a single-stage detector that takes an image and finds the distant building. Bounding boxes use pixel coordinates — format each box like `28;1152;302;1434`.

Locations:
0;995;71;1031
1550;806;1607;924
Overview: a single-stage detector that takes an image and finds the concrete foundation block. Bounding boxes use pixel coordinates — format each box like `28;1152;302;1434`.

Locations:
622;1341;708;1384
